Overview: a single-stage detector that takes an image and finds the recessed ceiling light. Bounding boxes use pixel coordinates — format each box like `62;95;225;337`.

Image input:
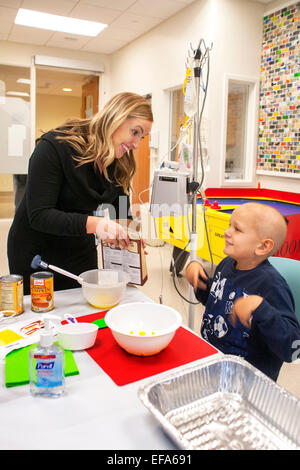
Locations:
15;8;107;37
17;78;31;84
6;91;30;97
62;88;72;92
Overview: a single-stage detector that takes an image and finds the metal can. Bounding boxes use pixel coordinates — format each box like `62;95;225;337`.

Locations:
0;275;24;315
30;272;54;313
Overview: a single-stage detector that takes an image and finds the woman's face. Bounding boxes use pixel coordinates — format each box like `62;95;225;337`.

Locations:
112;118;152;159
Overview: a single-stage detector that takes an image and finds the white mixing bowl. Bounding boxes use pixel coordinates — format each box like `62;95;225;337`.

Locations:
57;322;98;350
105;302;182;356
80;269;128;309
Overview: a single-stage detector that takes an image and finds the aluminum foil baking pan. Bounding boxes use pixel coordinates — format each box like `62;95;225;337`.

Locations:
138;355;300;450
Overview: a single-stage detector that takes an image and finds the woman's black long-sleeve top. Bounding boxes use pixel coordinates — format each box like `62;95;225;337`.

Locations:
7;131;132;294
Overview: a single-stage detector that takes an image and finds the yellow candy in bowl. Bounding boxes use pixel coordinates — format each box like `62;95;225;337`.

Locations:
105;302;182;356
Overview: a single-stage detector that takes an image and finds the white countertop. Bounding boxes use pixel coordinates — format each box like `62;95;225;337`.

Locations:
0;286;219;450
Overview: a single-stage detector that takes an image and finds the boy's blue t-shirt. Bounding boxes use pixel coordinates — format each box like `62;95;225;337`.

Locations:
195;257;300;381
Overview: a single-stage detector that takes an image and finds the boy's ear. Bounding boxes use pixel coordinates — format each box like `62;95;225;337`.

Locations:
256;238;274;256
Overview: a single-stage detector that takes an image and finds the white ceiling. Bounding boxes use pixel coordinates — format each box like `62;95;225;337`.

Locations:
0;0;273;56
1;0;199;55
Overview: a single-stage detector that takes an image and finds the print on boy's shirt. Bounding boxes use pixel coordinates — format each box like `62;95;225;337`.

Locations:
210;271;227;303
201;270;250;357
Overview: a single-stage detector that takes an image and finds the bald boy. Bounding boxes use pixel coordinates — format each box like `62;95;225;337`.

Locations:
186;202;300;381
228;202;288;262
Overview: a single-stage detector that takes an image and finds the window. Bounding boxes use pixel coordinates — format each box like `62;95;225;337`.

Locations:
221;75;259;185
0;64;31;174
225;82;248;179
169;88;186;161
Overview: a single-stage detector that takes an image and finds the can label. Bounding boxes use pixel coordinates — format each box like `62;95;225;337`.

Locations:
31;272;54;312
0;275;24;315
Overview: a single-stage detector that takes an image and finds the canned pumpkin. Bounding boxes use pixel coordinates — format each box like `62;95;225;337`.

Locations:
30;272;54;312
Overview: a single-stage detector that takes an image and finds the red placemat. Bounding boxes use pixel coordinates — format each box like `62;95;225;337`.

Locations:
77;311;218;386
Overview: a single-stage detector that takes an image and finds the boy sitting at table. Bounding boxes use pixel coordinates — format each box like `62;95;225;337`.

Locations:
185;202;300;381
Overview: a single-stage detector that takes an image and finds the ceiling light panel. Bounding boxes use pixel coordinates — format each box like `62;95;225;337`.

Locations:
17;78;31;84
7;91;30;97
14;8;107;37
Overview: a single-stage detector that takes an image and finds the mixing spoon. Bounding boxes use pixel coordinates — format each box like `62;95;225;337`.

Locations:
31;255;84;285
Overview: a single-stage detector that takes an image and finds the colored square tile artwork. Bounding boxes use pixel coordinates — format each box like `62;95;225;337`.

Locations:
257;2;300;176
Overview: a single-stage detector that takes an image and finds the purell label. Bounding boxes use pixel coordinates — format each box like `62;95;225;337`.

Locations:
34;354;56;359
36;361;55;370
31;351;64;391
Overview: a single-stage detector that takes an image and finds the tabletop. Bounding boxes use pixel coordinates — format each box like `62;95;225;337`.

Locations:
0;286;220;451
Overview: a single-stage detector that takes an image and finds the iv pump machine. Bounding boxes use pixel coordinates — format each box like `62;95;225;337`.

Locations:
150;163;195;218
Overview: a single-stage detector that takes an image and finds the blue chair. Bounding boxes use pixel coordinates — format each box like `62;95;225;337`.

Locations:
269;257;300;323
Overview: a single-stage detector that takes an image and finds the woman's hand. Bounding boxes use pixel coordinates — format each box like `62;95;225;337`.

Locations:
86;216;130;248
96;218;130;248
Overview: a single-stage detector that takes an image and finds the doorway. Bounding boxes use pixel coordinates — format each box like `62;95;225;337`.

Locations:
35;67;99;139
0;64;100;219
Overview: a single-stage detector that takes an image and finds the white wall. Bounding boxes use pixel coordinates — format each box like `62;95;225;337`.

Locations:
265;0;295;12
109;0;299;194
110;0;213;185
109;0;264;190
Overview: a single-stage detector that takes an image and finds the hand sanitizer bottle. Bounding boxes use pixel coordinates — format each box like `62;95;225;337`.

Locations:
29;315;65;397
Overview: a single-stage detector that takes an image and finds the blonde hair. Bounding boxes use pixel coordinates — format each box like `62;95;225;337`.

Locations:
53;92;153;193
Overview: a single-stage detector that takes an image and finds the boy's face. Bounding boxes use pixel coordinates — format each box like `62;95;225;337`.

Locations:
224;205;262;268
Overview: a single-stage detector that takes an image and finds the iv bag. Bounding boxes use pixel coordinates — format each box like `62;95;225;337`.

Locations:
184;69;197;117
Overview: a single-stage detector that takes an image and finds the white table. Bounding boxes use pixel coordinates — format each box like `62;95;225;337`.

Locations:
0;287;219;451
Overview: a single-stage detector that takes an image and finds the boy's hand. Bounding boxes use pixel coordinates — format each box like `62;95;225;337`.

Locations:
185;261;208;290
230;295;263;328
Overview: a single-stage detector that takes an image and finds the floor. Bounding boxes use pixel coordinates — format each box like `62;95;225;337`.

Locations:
0;213;299;400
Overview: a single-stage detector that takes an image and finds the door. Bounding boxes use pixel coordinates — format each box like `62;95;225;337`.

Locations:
131;133;151;208
131;95;151;210
81;76;99;118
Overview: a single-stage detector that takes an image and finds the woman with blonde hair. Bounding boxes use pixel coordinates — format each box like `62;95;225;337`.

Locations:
8;92;153;294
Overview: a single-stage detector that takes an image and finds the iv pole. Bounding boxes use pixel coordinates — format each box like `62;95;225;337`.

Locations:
160;39;211;329
188;44;204;331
